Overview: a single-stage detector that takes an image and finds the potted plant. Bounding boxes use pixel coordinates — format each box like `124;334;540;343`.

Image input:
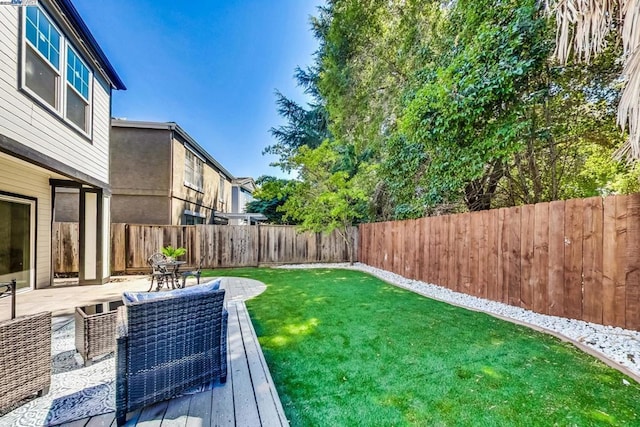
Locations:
161;245;186;261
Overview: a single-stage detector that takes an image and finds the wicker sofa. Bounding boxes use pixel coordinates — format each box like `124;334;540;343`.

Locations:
0;311;51;412
115;281;227;426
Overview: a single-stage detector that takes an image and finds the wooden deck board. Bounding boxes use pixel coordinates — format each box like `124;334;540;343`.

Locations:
236;302;288;426
62;300;287;427
161;394;192;426
227;302;262;426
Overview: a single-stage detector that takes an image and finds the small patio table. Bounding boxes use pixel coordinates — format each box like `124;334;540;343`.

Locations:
149;260;186;291
75;300;124;366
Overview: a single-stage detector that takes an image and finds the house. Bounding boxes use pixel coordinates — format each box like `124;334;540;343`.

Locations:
0;0;125;289
106;119;235;225
229;177;266;225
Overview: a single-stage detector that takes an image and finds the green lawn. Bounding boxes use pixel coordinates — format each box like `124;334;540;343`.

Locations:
204;268;640;426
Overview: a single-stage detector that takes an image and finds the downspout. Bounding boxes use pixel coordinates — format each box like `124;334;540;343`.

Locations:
169;128;174;224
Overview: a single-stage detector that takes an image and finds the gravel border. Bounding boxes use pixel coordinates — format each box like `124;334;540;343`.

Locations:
278;262;640;382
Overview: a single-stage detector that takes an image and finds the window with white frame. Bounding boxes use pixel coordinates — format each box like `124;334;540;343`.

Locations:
22;5;92;135
184;149;204;191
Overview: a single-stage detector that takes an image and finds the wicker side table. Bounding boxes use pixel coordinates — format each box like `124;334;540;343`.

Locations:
75;300;124;366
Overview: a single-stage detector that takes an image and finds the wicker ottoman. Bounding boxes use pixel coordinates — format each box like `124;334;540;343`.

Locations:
75;300;124;366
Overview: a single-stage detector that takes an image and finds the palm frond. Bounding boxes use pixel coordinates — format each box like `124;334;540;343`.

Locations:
546;0;640;158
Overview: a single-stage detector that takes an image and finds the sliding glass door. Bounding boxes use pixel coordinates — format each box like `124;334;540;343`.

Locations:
0;195;35;290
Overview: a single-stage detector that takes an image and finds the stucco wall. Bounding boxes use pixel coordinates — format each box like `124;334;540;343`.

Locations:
110;126;172;224
111;195;169;224
171;138;233;224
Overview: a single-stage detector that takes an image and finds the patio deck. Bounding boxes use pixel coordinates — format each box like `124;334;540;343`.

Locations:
0;276;289;427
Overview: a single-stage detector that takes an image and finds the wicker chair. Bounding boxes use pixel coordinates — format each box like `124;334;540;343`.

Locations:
0;311;51;412
115;286;227;426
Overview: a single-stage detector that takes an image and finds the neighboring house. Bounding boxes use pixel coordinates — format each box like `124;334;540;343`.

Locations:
229;177;255;225
0;0;125;289
227;177;266;225
107;119;234;225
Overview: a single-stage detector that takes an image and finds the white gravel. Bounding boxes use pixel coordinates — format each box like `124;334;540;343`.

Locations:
278;262;640;381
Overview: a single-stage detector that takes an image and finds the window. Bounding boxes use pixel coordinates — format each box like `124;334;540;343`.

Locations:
22;5;92;135
184;149;204;191
66;46;90;131
24;5;60;108
183;210;205;225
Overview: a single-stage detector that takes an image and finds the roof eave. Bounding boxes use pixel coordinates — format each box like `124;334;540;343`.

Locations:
58;0;126;90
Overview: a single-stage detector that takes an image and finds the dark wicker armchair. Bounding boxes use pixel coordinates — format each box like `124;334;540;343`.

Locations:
115;285;227;426
0;311;51;412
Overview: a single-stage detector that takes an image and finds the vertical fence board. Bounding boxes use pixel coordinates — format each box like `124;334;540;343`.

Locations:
447;216;457;289
434;216;444;286
486;209;499;301
461;214;472;294
507;207;522;307
626;194;640;330
614;196;628;327
404;220;414;278
417;218;426;283
533;203;549;314
453;215;464;292
418;218;427;282
548;200;565;316
110;223;126;272
469;212;481;297
564;199;584;320
602;196;618;326
52;222;79;274
439;215;451;288
583;197;604;324
496;208;509;302
520;205;535;310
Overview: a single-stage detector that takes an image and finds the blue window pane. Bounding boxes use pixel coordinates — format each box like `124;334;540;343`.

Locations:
26;20;37;46
26;6;60;69
66;47;90;100
37;12;48;43
50;30;60;52
50;50;59;69
37;42;48;61
67;64;73;84
26;6;37;23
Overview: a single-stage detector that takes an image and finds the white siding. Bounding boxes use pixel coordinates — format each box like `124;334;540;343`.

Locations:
0;154;52;289
0;6;111;184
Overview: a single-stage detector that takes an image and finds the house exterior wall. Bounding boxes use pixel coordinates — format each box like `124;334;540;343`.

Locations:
0;4;112;185
54;188;79;222
110;126;172;224
170;136;233;225
0;1;121;287
0;154;52;289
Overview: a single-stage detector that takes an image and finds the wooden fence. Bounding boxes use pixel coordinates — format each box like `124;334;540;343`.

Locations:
53;223;358;274
359;194;640;331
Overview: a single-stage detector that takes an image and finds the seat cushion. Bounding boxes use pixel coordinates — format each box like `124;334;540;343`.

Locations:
123;278;222;305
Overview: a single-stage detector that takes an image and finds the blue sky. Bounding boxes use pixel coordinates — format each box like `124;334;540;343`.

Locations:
72;0;321;180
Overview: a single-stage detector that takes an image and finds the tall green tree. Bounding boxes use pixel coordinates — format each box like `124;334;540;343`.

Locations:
245;176;299;224
399;0;550;212
281;141;369;263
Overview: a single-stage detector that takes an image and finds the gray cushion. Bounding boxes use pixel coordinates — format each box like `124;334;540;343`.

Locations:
123;278;222;305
